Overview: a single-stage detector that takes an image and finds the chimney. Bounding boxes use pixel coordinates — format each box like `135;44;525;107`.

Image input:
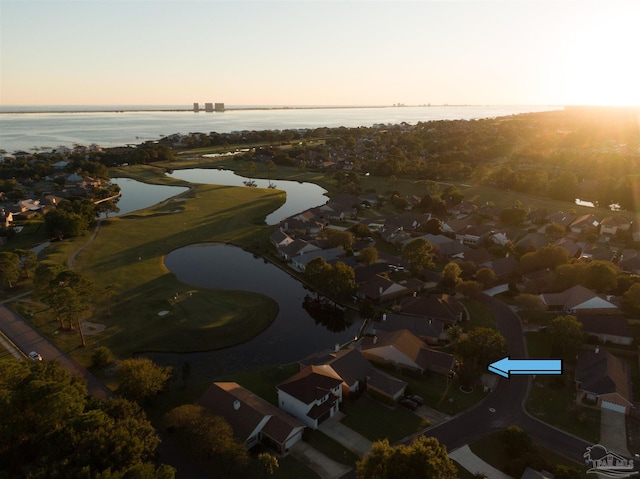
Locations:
373;336;378;344
382;313;387;322
595;347;599;354
233;400;241;410
379;286;383;295
334;343;340;352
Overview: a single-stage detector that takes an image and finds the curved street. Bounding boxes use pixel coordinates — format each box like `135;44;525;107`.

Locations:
415;295;593;464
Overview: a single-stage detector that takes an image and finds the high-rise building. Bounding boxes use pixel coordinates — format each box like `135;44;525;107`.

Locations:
215;103;225;112
193;102;200;112
204;103;214;112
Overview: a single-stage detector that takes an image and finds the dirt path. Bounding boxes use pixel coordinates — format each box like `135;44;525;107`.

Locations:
67;220;101;270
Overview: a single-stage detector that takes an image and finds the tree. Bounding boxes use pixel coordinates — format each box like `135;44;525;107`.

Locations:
441;262;462;289
116;358;171;404
44;209;89;238
455;280;482;298
165;404;249;473
475;267;496;289
325;261;357;301
0;251;20;288
547;315;583;358
401;238;435;276
350;223;372;239
257;452;279;478
323;229;354;249
0;360;164;478
583;260;618;293
549;171;578;201
513;294;546;312
500;425;532;458
456;327;507;388
622;282;640;317
519;246;569;273
499;207;527;226
92;346;115;369
545;222;566;240
54;270;95;345
356;436;457;479
419;217;444;235
358;246;379;265
14;248;38;279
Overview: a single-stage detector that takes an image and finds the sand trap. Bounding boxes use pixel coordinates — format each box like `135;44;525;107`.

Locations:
158;310;170;316
82;321;106;335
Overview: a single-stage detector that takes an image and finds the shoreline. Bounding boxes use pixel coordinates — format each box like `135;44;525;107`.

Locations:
0;104;515;115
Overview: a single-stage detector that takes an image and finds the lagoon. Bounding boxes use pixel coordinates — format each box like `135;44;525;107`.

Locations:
159;243;360;378
108;177;188;216
168;168;328;225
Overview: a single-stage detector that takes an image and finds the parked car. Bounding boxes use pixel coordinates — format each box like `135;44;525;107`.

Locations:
28;351;42;361
408;394;424;406
399;398;418;411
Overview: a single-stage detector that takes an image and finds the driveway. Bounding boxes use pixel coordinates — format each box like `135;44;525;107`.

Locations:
600;409;630;456
318;412;372;457
449;445;513;479
289;441;352;479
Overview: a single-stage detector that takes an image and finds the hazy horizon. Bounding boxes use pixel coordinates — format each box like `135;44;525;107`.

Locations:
2;0;639;107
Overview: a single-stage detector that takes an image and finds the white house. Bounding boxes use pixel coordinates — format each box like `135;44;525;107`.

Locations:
277;365;343;429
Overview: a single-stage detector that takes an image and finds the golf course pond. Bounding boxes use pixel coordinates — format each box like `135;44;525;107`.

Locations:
159;243;361;378
167;168;328;225
108;177;188;216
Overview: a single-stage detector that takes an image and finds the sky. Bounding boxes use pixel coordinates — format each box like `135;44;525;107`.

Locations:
1;0;639;107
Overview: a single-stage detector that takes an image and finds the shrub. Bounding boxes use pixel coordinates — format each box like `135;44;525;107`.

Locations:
92;346;115;369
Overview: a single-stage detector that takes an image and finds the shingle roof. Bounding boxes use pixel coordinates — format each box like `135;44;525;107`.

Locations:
198;382;305;445
277;365;342;404
577;315;633;338
399;294;464;322
575;351;630;400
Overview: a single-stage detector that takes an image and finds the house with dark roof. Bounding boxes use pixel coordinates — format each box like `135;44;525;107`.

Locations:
270;229;294;248
277;365;343;429
455;224;494;246
575;349;633;415
361;329;456;376
569;213;601;234
516;232;549;253
540;285;618;314
600;216;631;237
577;315;633;346
290;248;345;272
553;237;582;258
371;312;445;344
547;211;576;229
300;347;407;401
357;275;408;304
278;238;321;260
399;294;465;324
198;382;305;453
618;254;640;275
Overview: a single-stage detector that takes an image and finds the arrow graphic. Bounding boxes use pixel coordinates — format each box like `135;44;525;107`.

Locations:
488;356;563;378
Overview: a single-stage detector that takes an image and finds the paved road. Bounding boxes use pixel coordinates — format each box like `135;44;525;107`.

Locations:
0;303;111;399
415;295;593;465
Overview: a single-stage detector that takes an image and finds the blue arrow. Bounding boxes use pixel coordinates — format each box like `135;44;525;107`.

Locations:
488;356;563;378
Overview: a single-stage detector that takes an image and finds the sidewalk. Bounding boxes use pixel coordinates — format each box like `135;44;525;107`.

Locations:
449;445;513;479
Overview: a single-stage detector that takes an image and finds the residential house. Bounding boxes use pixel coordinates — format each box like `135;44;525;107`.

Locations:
420;234;468;261
618;251;640;274
14;199;41;213
270;229;294;249
290;248;345;273
354;263;390;284
579;243;616;262
361;329;456;376
278;238;321;261
577;315;633;346
540;285;618;314
553;237;582;258
198;382;306;453
357;275;408;304
455;224;494;246
300;347;407;401
546;212;576;229
456;247;495;268
277;365;343;429
575;349;633;414
569;214;600;234
485;256;520;282
399;294;465;324
371;312;445;344
599;216;631;237
1;209;13;228
515;232;549;252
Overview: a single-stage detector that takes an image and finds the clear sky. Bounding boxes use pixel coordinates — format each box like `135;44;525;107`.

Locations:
1;0;639;106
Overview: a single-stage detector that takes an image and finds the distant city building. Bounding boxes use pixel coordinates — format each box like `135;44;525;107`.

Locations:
193;102;199;112
215;102;225;112
204;102;214;112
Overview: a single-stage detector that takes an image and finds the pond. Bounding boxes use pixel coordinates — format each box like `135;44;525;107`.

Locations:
156;243;361;379
167;168;328;225
107;177;189;217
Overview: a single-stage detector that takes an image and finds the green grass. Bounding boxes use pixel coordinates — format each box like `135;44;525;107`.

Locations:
303;430;360;466
42;172;288;358
462;299;497;331
452;461;480;479
386;367;487;415
269;455;321;479
340;394;425;442
525;331;552;358
469;430;589;478
526;375;600;444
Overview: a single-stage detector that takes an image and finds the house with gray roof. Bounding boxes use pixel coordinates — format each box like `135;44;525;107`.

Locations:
575;349;633;414
198;382;305;453
577;315;633;346
370;312;445;344
540;285;618;314
289;247;345;272
399;294;464;324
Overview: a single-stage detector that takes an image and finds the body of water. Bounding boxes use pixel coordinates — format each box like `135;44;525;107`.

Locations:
108;177;188;217
0;105;560;153
159;243;360;378
168;168;327;225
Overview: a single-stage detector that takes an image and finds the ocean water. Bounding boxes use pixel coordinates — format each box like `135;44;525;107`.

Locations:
0;105;560;153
